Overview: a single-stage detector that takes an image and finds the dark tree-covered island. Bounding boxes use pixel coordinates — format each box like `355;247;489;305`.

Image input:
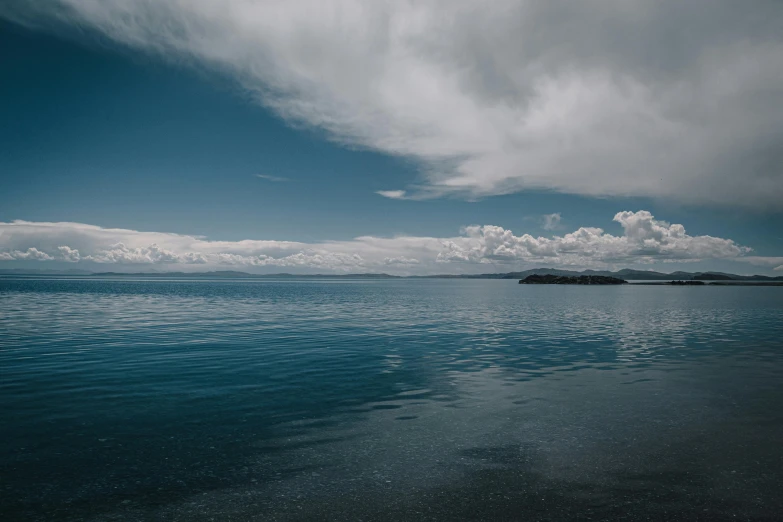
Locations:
519;274;628;285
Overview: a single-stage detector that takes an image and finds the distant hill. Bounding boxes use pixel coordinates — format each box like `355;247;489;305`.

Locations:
89;270;267;278
420;268;783;281
70;271;399;279
1;268;781;281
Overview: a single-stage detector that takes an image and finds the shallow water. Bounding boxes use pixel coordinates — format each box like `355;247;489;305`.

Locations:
1;277;782;521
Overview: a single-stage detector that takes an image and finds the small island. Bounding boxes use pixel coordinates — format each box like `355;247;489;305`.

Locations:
519;274;628;285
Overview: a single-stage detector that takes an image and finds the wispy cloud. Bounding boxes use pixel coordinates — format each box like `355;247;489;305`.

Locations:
542;213;562;231
255;174;290;182
2;211;775;274
740;256;783;272
376;190;407;200
3;1;782;207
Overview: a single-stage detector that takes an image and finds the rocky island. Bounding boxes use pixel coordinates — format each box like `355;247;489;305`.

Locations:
519;274;628;285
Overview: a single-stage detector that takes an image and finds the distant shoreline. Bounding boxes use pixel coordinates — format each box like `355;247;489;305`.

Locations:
630;281;783;286
1;269;782;285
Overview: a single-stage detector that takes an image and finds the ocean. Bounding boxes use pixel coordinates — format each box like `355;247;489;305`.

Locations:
1;277;782;521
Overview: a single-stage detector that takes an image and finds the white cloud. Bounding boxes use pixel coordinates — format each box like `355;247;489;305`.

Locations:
85;243;209;265
542;213;561;231
57;245;81;262
383;256;420;266
255;174;289;182
738;256;783;273
213;251;365;271
3;0;782;206
0;211;775;274
0;248;54;261
738;256;783;267
434;211;751;267
376;190;407;200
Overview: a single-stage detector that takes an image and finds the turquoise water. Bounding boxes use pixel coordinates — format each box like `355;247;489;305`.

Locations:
1;277;782;521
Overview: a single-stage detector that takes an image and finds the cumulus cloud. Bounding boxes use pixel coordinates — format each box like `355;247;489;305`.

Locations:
3;0;782;206
542;213;561;231
56;246;81;262
213;251;364;271
0;248;54;261
85;243;209;265
383;256;420;266
434;212;751;267
1;211;777;274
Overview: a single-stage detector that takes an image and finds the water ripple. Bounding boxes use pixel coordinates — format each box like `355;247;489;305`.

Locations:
1;278;782;520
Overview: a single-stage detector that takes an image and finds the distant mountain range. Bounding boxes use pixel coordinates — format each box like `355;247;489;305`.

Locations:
1;267;782;281
415;268;783;281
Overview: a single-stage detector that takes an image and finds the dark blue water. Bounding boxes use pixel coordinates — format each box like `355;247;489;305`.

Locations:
1;278;782;521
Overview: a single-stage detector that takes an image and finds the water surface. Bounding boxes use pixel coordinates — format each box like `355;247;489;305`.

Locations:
1;278;782;520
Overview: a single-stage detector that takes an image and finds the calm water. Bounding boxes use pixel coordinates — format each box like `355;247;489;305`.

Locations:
1;278;782;521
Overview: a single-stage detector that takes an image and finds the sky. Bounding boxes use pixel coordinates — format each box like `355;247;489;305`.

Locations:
1;1;782;275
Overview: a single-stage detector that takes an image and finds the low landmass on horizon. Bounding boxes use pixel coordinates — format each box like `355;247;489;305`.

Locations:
2;267;782;282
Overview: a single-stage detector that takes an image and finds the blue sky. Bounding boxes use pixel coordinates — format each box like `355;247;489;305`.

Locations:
1;2;782;275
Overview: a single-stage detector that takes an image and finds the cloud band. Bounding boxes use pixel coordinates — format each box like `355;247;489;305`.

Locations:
0;211;766;274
